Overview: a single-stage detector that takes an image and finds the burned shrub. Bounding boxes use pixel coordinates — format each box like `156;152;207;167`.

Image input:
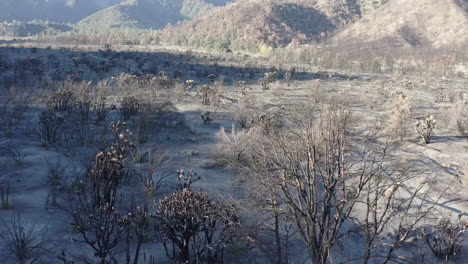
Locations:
0;95;30;137
201;111;213;124
76;95;92;122
0;180;12;209
46;89;76;112
119;96;140;122
154;189;236;263
284;70;293;86
424;215;467;262
0;215;54;264
70;122;135;263
258;72;279;91
447;103;468;135
197;85;218;106
38;109;65;144
416;115;436;144
93;95;116;122
385;93;412;141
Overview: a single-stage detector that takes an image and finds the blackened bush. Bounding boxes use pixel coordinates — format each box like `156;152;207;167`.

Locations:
38;109;65;144
46;89;75;112
119;96;140;122
154;189;236;263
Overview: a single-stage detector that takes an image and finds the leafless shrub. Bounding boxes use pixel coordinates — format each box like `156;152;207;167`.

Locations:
46;159;67;206
385;93;412;141
155;72;175;89
306;79;322;103
447;103;468;135
359;157;440;264
154;189;236;263
136;151;169;206
416;115;436;144
70;121;135;263
447;88;459;103
258;72;279;91
233;97;256;128
46;89;76;112
2;144;27;167
0;215;54;264
423;214;467;262
76;94;92;122
0;95;30;137
134;101;175;143
38;109;65;145
217;99;438;264
238;80;248;94
93;95;115;122
119;96;140;122
284;70;293;86
433;88;445;103
0;180;12;210
433;88;460;103
249;112;281;135
175;169;201;191
197;85;218;106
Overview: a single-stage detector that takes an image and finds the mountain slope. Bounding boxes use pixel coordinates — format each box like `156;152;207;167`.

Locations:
161;0;467;51
77;0;234;30
331;0;468;49
161;0;339;50
0;0;121;23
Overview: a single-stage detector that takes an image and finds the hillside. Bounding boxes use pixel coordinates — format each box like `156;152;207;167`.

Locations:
0;0;121;23
331;0;468;50
0;20;73;37
161;0;344;51
161;0;467;52
77;0;234;30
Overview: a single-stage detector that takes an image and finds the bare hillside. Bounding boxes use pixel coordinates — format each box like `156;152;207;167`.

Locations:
331;0;468;49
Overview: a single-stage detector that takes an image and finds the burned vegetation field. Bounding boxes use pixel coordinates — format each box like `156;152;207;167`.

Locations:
0;43;467;264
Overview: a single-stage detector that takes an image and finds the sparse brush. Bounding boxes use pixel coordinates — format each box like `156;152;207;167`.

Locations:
38;109;65;145
0;215;54;263
433;88;460;103
154;189;236;263
423;214;467;262
250;112;280;135
46;159;66;206
385;93;412;141
46;89;75;112
197;85;217;106
93;95;115;122
238;80;248;94
119;95;140;121
284;70;293;86
416;115;436;144
447;103;468;135
0;180;12;209
176;169;200;191
258;71;279;91
76;95;92;122
4;144;26;167
70;122;135;263
0;95;30;137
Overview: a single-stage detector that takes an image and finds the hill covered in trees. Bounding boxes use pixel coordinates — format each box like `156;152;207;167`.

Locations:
0;20;73;37
159;0;467;52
